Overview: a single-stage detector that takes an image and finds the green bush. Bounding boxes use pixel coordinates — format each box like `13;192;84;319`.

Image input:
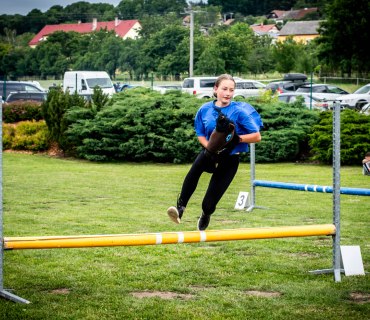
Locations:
64;89;320;163
309;109;370;165
2;124;15;149
3;101;44;123
65;88;200;162
42;88;89;153
41;87;111;154
241;97;320;163
3;121;50;151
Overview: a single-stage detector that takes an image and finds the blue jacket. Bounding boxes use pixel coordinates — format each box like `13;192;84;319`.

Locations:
194;100;263;154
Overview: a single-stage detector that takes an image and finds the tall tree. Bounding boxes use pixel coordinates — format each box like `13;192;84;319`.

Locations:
195;23;254;75
272;37;300;73
317;0;370;76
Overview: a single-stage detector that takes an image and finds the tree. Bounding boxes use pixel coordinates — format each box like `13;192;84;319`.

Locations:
25;9;46;34
115;0;144;19
36;42;68;77
196;23;254;75
248;35;274;75
272;37;301;73
143;25;188;69
94;33;124;78
45;5;65;24
317;0;370;76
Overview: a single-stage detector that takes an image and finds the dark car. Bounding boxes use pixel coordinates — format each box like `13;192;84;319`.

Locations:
5;91;47;104
265;73;309;94
117;83;143;92
0;81;46;102
296;84;348;95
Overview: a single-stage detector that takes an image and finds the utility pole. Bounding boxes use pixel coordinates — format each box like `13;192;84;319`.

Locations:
184;6;205;77
190;9;194;77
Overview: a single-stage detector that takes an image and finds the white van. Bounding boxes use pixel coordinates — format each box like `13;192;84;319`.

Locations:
63;71;115;96
182;76;266;99
182;77;217;98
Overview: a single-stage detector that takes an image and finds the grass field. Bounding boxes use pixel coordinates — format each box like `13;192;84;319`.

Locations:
1;153;369;319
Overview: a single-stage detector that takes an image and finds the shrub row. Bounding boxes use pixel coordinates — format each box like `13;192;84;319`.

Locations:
309;110;370;165
3;121;50;151
63;88;319;163
4;89;369;165
3;101;43;123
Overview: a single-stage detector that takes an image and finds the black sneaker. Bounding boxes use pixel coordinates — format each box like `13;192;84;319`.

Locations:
197;213;210;231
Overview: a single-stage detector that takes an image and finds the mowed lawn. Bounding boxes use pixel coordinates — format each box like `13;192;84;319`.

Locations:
1;153;369;319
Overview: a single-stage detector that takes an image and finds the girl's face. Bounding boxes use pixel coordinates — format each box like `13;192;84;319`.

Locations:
214;79;235;107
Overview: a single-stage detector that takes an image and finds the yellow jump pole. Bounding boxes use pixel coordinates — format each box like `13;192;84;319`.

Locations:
4;224;336;250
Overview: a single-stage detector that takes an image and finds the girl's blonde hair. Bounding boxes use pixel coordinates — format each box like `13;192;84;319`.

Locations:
214;74;235;97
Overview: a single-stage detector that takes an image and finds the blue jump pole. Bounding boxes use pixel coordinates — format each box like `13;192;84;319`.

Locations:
253;180;370;196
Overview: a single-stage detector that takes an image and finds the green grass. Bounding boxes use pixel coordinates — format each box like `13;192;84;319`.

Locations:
1;153;369;319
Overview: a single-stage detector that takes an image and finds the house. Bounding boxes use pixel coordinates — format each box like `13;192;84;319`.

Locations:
267;10;288;20
251;23;279;36
278;20;321;44
29;18;141;47
267;8;319;22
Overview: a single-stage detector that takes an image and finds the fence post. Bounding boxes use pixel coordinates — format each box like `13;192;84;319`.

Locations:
0;101;30;303
332;101;342;282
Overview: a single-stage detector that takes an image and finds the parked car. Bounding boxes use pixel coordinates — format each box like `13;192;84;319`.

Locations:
182;76;266;99
296;84;348;95
277;92;330;111
63;71;115;96
295;84;349;109
117;83;144;92
5;91;47;104
181;76;217;98
336;83;370;110
0;80;46;102
265;73;308;94
296;83;348;97
152;85;182;94
234;79;266;98
360;102;370;115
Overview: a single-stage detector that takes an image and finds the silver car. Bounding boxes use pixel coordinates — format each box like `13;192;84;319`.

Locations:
277;92;330;111
336;83;370;110
234;80;266;98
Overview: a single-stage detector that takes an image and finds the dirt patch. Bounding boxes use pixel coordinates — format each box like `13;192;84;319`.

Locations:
349;292;370;304
131;291;194;300
189;285;216;291
217;219;239;224
50;288;70;295
244;290;281;298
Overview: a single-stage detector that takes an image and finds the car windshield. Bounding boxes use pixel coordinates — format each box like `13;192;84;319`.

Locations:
86;78;113;89
327;86;346;94
353;85;370;94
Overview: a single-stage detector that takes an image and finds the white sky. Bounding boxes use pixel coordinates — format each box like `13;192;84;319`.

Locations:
0;1;122;15
0;1;202;15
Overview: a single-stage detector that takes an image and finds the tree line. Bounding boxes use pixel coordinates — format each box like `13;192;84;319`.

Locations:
0;0;369;80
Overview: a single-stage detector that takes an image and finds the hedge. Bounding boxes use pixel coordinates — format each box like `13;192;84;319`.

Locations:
3;121;50;151
3;101;43;123
12;88;369;165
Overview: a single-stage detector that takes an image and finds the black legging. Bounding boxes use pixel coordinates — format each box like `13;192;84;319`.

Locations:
179;150;240;215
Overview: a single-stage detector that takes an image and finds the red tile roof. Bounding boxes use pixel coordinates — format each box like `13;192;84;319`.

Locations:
29;19;140;46
251;24;278;34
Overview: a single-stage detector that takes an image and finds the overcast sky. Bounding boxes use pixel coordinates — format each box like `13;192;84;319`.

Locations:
0;1;201;16
0;1;122;15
